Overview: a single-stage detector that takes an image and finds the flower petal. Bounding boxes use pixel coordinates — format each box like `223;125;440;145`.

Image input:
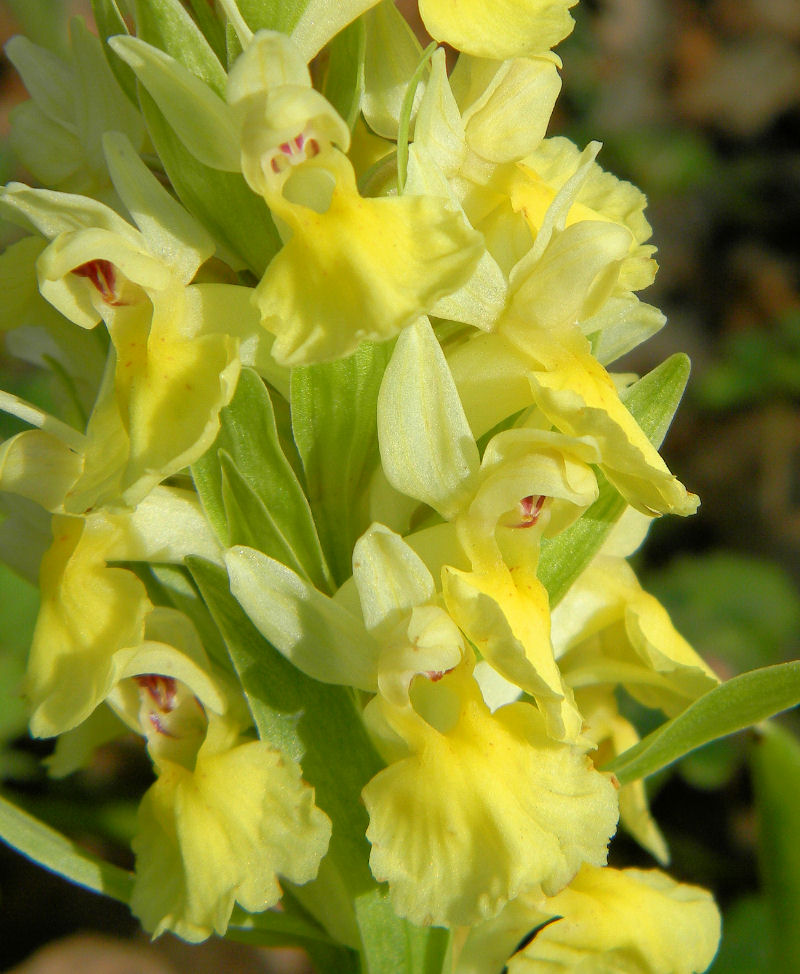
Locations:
131;735;331;941
363;671;617;927
507;865;721;974
419;0;577;59
443;563;584;741
255;160;482;365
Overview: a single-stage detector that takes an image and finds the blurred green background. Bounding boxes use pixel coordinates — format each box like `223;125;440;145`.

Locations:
0;1;799;972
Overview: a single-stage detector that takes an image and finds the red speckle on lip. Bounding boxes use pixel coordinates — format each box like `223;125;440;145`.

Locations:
424;665;456;682
514;494;546;529
136;674;178;712
72;259;126;305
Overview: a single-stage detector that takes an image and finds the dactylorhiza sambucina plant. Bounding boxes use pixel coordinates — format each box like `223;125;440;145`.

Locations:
2;1;799;971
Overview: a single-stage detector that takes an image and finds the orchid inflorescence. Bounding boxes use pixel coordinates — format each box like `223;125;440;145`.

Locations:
0;1;734;971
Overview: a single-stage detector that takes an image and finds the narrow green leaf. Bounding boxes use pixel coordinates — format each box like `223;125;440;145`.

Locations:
183;0;228;64
355;890;451;974
291;339;393;586
91;0;139;103
322;16;366;131
229;889;360;970
228;927;359;971
604;662;800;784
220;453;314;580
146;563;231;673
750;724;800;974
236;0;312;34
139;88;280;275
0;791;134;904
194;369;333;591
134;0;227;95
539;353;691;605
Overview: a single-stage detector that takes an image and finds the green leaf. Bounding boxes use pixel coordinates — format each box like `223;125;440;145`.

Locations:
0;791;134;904
134;0;227;95
355;891;451;974
193;369;333;592
750;724;800;974
291;339;393;586
230;893;360;972
709;895;772;974
91;0;139;103
183;0;227;64
236;0;312;34
229;892;338;945
139;87;280;275
221;455;298;560
539;353;691;605
604;662;800;785
322;16;366;131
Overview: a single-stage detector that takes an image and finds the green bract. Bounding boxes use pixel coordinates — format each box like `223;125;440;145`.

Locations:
0;1;789;971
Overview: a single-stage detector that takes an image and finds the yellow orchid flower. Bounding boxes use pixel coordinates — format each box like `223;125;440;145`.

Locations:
363;659;618;928
109;617;331;944
227;31;483;365
551;554;719;716
377;318;599;739
350;525;616;927
24;488;221;739
132;716;332;942
0;132;254;513
457;865;720;974
510;865;721;973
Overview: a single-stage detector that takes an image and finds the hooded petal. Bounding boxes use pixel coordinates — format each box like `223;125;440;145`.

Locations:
352;522;436;638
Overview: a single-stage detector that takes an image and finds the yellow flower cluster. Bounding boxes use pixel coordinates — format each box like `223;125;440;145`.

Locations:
0;0;721;969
